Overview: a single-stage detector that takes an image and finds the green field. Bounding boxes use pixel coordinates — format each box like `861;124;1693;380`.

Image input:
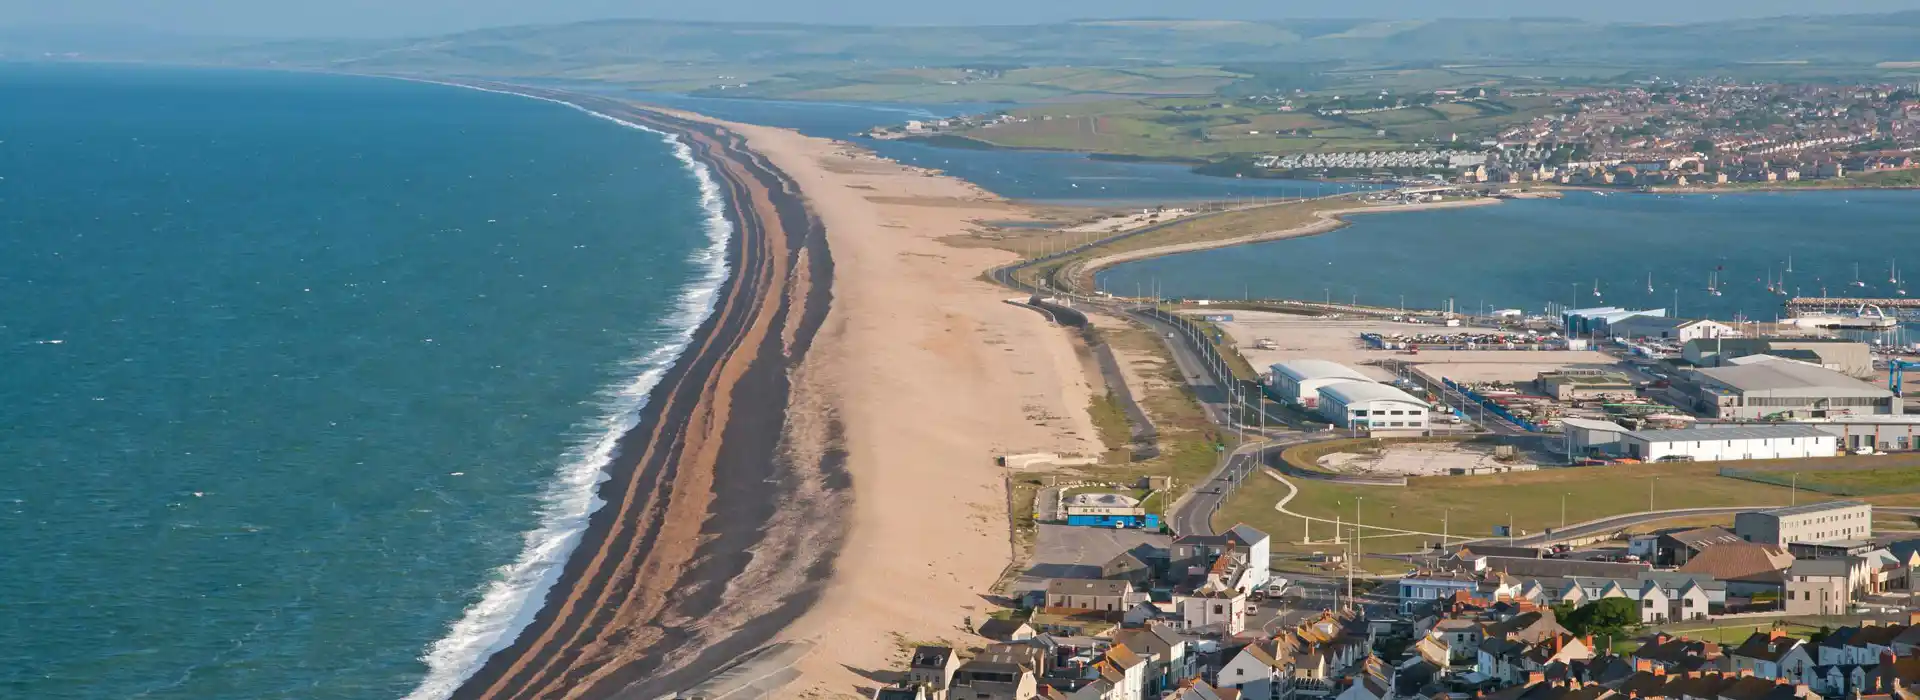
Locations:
1722;454;1920;496
1219;453;1920;552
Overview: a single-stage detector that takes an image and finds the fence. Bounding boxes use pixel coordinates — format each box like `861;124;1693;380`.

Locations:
1441;377;1544;432
1718;466;1920;497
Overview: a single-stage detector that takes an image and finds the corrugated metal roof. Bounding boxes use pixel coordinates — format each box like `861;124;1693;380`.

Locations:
1696;361;1887;397
1270;359;1374;383
1628;424;1835;443
1318;380;1427;407
1758;500;1869;517
1563;417;1631;433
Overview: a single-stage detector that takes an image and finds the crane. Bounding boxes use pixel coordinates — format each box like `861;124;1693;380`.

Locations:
1889;359;1920;395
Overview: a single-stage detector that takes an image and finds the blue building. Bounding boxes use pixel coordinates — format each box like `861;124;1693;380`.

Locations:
1065;510;1161;529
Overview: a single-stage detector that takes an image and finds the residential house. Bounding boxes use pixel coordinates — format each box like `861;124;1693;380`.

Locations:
907;646;961;699
1047;579;1136;612
1216;639;1290;700
1818;624;1911;666
1729;630;1816;683
1171;525;1272;594
978;618;1037;643
1676;542;1795;598
1335;656;1393;700
1633;634;1723;674
875;684;932;700
1786;559;1852;615
1177;591;1248;636
1162;681;1232;700
1103;546;1162;587
1112;626;1192;696
951;644;1042;700
1098;645;1148;700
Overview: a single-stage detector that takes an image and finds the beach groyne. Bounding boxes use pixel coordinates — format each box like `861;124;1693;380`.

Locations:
443;86;842;700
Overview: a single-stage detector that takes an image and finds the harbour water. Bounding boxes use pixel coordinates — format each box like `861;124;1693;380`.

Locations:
0;65;725;699
1097;190;1920;331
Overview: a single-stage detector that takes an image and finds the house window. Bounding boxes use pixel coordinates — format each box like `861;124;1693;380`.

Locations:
1354;410;1369;417
1215;605;1225;615
1644;599;1655;608
1685;599;1695;608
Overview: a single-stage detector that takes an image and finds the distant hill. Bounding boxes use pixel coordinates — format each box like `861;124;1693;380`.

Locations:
15;14;1920;98
172;13;1920;69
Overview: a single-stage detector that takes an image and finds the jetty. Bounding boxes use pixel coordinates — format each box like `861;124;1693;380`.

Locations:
1787;297;1920;318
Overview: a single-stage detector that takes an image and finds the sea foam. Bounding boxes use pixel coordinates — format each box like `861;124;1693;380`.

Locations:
401;83;735;700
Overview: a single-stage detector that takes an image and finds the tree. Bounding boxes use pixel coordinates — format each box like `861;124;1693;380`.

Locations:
1562;597;1639;641
1692;139;1716;155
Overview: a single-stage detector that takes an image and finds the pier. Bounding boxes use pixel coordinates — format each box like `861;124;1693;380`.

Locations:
1786;297;1920;319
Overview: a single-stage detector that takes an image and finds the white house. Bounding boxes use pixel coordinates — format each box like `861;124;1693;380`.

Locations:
1178;592;1247;636
1269;360;1376;409
1318;381;1430;437
1215;641;1288;700
1621;425;1840;463
1729;631;1815;682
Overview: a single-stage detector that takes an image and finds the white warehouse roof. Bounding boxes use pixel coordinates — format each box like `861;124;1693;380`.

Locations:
1627;425;1835;443
1318;381;1428;407
1695;361;1889;398
1271;359;1375;383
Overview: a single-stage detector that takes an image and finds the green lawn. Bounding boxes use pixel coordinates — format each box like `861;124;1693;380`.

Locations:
1216;461;1807;552
1796;466;1920;495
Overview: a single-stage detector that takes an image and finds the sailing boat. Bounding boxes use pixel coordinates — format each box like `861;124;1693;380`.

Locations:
1786;256;1793;273
1707;271;1721;296
1893;259;1901;285
1646;271;1655;294
1897;260;1908;296
1765;268;1777;294
1854;263;1868;288
1592;278;1602;298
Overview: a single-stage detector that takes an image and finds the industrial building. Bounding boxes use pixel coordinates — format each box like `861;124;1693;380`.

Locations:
1734;501;1873;546
1606;315;1736;343
1683;338;1875;377
1562;307;1666;336
1797;416;1920;452
1620;424;1839;462
1689;358;1896;420
1267;359;1375;409
1535;370;1636;401
1317;381;1430;436
1561;417;1634;458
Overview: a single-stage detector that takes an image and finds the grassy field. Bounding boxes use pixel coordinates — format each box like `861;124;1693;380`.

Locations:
1219;453;1920;552
1216;461;1800;551
1086;393;1134;462
959;90;1565;159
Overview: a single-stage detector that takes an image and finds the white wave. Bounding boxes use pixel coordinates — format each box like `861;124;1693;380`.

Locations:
400;83;736;700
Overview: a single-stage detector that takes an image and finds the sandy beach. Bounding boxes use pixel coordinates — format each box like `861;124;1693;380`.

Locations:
434;83;1100;700
734;124;1102;697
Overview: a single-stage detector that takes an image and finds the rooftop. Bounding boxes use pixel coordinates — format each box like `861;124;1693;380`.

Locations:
1318;380;1429;407
1271;359;1375;383
1695;358;1886;397
1628;424;1836;443
1757;500;1870;517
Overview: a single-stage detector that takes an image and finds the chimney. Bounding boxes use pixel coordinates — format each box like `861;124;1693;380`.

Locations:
1797;683;1812;697
1883;650;1899;667
1585;635;1595;649
1653;666;1666;677
1527;671;1546;686
1737;667;1754;678
1635;658;1654;672
1770;626;1788;640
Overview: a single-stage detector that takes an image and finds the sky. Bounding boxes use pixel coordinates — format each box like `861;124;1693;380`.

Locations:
3;0;1917;38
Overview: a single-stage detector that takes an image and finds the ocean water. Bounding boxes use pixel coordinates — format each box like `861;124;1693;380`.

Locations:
1097;189;1920;328
0;64;726;699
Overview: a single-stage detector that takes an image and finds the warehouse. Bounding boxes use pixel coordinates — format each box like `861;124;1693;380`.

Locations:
1689;358;1896;420
1318;381;1430;436
1798;416;1920;453
1268;359;1376;409
1683;338;1874;377
1562;417;1634;458
1606;315;1736;343
1619;424;1840;463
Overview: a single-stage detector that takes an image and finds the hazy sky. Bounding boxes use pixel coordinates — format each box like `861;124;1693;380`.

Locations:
5;0;1918;38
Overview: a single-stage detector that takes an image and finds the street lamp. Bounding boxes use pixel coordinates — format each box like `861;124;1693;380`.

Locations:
1561;492;1570;531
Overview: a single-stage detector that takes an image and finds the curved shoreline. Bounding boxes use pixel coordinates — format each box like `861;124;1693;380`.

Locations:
437;84;842;700
1069;197;1500;294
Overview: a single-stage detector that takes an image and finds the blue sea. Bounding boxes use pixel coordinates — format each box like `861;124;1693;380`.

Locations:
0;65;728;699
1098;190;1920;333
